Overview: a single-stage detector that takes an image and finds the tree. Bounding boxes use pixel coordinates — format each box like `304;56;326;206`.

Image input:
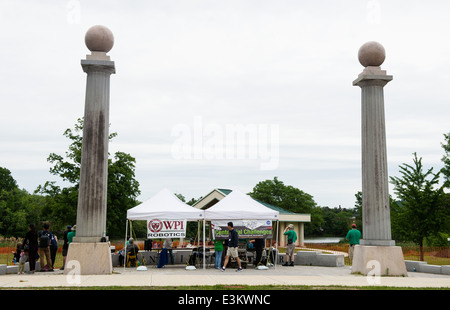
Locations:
354;191;363;230
441;132;450;187
106;151;141;238
0;168;43;237
304;205;325;236
249;177;316;214
36;118;141;238
249;177;321;237
389;152;446;260
0;167;18;193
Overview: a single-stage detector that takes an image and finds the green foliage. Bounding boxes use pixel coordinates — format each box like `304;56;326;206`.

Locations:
2;127;449;247
0;167;18;192
249;177;358;237
249;177;316;214
311;206;356;237
0;187;42;237
441;132;450;187
107;152;141;237
27;118;139;238
389;152;447;246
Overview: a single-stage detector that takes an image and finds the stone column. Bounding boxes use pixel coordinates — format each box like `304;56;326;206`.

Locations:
297;222;304;247
353;42;393;247
65;25;115;275
75;53;115;243
351;41;407;276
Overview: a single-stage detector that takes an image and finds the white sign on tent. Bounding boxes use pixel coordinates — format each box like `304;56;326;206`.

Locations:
147;219;187;238
211;220;273;239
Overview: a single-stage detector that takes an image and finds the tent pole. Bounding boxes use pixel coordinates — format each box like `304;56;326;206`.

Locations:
129;220;133;239
124;219;128;272
203;219;206;270
275;220;279;269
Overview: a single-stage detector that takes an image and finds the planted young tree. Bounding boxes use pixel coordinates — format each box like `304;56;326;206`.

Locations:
390;153;446;260
441;132;450;188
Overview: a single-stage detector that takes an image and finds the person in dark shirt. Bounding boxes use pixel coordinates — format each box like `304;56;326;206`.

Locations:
61;225;71;270
220;222;243;272
38;223;54;271
22;224;38;274
250;238;265;266
126;238;140;267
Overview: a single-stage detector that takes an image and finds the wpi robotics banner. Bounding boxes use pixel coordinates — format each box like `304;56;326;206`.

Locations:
147;219;187;238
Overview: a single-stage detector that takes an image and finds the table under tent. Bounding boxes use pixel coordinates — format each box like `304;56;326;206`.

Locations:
204;189;280;269
125;188;205;269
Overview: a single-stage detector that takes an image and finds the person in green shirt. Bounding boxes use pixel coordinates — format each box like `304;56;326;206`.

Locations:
213;239;224;269
283;224;297;266
67;225;76;244
346;224;361;261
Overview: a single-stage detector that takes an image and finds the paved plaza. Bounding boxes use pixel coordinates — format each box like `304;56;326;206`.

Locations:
0;264;449;289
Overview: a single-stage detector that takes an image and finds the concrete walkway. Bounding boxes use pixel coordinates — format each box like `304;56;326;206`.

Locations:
0;264;449;289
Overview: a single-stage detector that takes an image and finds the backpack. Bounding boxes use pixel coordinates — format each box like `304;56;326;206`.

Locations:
39;231;50;248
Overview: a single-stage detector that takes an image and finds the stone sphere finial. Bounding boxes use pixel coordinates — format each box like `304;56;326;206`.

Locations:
358;41;385;67
85;25;114;53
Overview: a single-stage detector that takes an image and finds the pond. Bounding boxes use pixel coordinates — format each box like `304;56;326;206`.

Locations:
304;237;344;244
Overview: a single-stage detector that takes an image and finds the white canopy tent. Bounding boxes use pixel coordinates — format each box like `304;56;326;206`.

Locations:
204;189;279;220
124;188;205;269
204;189;280;268
123;189;280;269
126;188;205;220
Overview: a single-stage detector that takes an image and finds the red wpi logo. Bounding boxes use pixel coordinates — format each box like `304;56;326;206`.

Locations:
148;219;163;232
148;220;185;233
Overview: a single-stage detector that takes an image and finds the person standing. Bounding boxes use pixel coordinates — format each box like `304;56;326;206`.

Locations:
346;224;361;261
126;238;140;267
67;225;76;244
38;223;53;271
163;238;174;265
23;224;38;274
250;238;265;267
17;247;29;274
220;222;243;272
282;224;297;266
61;225;71;270
50;233;58;270
213;239;223;269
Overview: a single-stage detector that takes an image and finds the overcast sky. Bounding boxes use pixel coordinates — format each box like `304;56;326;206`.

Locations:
1;0;449;209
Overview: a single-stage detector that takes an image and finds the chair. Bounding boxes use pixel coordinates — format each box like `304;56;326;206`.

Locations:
126;252;138;267
197;248;213;268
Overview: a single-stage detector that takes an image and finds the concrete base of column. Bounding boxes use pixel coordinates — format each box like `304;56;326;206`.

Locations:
73;236;109;243
351;245;407;276
64;242;112;275
360;239;396;246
